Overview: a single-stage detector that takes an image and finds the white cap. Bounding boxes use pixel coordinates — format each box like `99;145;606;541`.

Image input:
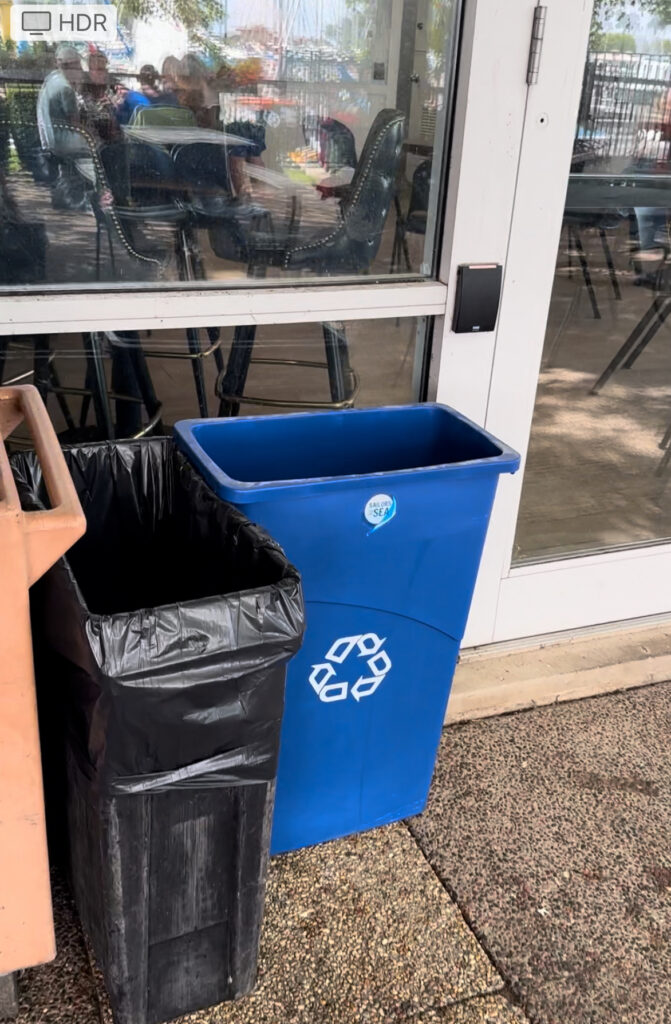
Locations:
55;44;81;64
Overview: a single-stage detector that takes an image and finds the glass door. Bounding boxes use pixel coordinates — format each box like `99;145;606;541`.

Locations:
464;0;671;645
518;12;671;563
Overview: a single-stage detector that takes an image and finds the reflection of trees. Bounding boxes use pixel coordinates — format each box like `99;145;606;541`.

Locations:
592;0;671;39
427;0;454;82
117;0;227;52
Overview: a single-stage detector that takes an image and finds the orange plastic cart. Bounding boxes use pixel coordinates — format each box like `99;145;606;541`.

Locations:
0;386;85;1016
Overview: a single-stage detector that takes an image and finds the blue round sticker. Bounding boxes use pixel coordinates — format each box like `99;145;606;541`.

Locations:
364;493;397;533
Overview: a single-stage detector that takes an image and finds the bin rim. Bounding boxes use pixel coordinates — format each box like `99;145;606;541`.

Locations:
174;403;520;499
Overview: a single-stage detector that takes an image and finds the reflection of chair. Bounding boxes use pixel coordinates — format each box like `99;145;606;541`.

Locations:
173;141;273;264
318;118;357;172
18;121;221;419
129;104;197;127
591;261;671;475
0;334;162;442
563;210;622;320
100;138;224;416
390;158;431;274
215;108;405;415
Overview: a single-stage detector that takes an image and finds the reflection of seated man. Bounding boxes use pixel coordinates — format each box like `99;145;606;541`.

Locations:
37;45;95;208
81;50;119;143
110;81;151;125
139;64;179;107
224;119;266;198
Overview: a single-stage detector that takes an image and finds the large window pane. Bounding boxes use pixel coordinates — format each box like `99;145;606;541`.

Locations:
0;0;458;291
1;316;429;443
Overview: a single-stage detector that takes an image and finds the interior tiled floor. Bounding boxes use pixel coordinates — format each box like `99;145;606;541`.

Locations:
1;316;426;452
515;219;671;563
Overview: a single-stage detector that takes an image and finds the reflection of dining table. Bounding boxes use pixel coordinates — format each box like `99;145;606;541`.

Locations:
121;125;254;147
566;172;671;210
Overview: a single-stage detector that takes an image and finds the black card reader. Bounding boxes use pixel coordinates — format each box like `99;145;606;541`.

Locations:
452;263;503;334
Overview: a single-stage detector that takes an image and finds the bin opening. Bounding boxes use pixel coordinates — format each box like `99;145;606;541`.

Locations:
189;405;505;485
16;439;290;616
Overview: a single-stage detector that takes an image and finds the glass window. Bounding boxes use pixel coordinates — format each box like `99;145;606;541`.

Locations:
0;0;458;292
1;316;430;442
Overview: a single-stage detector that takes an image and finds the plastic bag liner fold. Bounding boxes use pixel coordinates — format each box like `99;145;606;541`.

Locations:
11;438;304;1024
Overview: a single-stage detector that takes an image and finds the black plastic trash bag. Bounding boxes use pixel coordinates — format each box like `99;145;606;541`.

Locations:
12;438;304;1024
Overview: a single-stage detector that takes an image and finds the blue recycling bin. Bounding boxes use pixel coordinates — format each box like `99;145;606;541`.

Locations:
175;404;519;854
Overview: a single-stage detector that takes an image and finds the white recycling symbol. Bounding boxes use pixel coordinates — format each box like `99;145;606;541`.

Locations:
309;633;392;703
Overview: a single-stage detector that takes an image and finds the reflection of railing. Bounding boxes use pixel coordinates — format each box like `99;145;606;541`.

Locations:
577;50;671;164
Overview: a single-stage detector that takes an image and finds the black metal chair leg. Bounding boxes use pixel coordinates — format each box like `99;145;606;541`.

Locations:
622;323;664;370
47;360;76;432
621;293;671;369
186;327;209;417
107;226;116;276
111;342;144;438
659;419;671;452
84;332;114;439
95;226;101;281
217;325;257;417
622;297;671;372
127;336;164;434
79;392;91;429
656;436;671;476
599;227;621;300
322;322;348;404
591;295;671;394
0;337;8;384
573;228;600;319
33;335;51;402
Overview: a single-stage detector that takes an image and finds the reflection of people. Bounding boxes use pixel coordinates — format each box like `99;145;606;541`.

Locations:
37;45;87;158
37;45;95;208
224;119;266;197
632;88;671;283
139;64;179;106
161;56;181;96
81;50;118;142
85;49;109;99
176;53;217;126
110;81;151;125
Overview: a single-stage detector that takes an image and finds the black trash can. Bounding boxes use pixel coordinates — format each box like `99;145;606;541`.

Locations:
12;438;304;1024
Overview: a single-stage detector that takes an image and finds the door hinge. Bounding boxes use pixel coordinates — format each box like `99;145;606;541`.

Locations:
527;5;547;85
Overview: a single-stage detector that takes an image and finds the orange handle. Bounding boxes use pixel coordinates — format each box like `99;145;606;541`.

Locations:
0;385;85;584
0;386;85;974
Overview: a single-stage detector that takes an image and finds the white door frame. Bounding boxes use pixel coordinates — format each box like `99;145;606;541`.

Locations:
444;0;671;647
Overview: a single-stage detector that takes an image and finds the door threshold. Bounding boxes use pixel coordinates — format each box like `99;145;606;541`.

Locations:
447;614;671;723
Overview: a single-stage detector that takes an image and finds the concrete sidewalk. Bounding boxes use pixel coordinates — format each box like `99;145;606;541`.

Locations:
16;680;671;1024
13;824;525;1024
413;679;671;1024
